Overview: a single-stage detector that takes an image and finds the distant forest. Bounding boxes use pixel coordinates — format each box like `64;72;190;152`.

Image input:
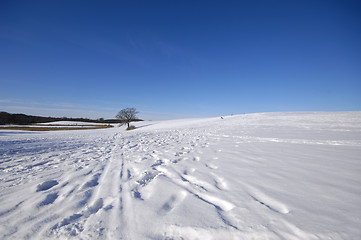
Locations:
0;112;142;125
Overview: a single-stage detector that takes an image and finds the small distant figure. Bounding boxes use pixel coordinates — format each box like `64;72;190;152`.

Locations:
221;117;224;119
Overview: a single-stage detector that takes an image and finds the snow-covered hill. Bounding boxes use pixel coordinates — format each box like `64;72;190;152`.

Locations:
1;112;360;239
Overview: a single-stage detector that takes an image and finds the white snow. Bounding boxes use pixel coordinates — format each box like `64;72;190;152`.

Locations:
0;112;360;239
35;121;109;126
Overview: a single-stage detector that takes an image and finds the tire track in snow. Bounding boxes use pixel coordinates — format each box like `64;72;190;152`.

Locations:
46;132;124;239
119;150;139;240
79;132;125;239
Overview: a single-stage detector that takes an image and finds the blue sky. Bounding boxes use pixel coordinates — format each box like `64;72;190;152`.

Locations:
1;0;360;120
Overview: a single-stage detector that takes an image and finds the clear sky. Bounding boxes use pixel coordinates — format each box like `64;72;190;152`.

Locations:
1;0;360;120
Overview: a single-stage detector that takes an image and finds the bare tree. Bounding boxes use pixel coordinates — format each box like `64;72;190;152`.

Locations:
116;108;138;129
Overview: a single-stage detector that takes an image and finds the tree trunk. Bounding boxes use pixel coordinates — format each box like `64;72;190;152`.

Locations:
127;122;130;128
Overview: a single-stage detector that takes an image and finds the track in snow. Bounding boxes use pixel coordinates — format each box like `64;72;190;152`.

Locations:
1;112;361;239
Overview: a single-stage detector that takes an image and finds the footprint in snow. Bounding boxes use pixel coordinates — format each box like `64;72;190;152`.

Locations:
151;160;164;168
137;170;159;187
158;191;187;216
131;189;143;200
38;192;58;207
86;198;103;215
36;180;58;192
211;173;228;190
183;168;195;175
52;199;104;236
246;185;289;214
82;173;101;189
78;189;93;207
199;193;235;212
205;163;218;169
193;156;200;162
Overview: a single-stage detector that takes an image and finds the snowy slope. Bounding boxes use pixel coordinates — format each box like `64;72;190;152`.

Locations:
0;112;360;239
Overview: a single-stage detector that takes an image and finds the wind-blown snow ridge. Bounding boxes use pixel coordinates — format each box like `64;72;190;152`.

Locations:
0;112;360;239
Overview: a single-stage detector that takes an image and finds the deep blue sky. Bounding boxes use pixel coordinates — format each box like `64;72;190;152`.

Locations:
1;0;360;120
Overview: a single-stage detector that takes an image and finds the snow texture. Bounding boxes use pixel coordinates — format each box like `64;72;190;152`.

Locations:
0;112;360;239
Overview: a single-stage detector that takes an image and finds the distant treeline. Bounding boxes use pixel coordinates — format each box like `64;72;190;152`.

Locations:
0;112;142;125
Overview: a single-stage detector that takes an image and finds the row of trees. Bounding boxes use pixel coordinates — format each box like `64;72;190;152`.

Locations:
0;112;60;125
1;108;141;126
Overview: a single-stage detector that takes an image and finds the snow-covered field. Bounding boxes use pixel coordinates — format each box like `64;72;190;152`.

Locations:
35;121;110;126
0;112;360;240
1;121;112;129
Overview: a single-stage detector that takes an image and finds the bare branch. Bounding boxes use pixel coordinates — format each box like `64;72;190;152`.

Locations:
115;108;139;128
